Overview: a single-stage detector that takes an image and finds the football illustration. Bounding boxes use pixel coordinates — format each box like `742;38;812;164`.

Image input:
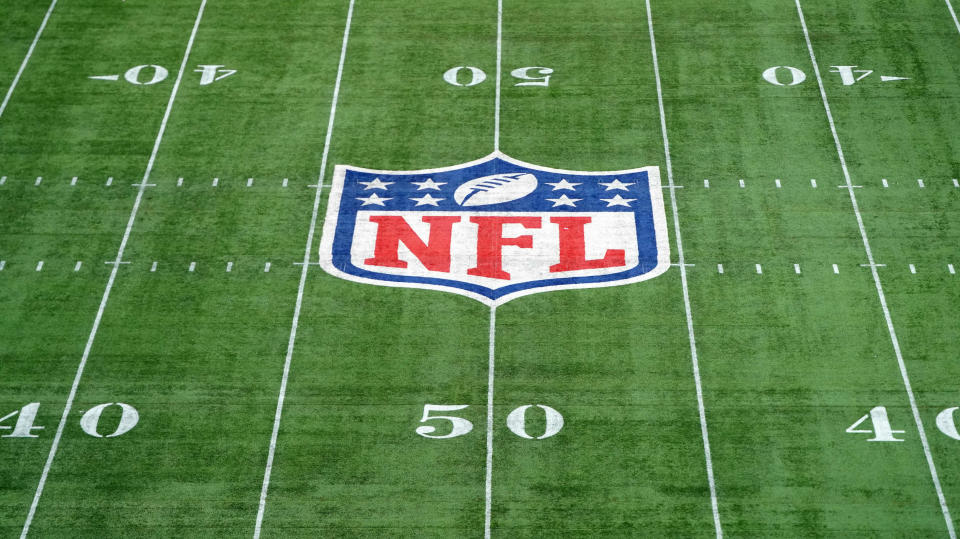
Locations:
453;172;539;207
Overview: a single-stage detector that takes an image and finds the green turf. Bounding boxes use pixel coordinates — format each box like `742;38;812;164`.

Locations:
2;0;960;536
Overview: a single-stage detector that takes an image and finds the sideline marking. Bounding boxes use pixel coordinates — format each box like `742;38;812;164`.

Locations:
717;263;724;274
646;1;722;535
35;261;43;272
795;2;955;536
73;261;82;272
0;0;58;120
909;264;917;274
254;2;355;536
882;178;889;188
775;179;782;188
794;263;802;274
949;264;956;275
946;0;960;37
150;261;158;272
19;3;210;536
810;178;818;188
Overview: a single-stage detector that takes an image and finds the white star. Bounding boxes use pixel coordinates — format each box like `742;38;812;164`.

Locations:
410;193;444;206
599;179;635;191
600;194;635;207
359;177;394;190
546;179;581;191
411;177;447;190
546;194;581;207
357;193;392;206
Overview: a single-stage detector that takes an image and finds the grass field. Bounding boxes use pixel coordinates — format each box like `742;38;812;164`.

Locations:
2;0;960;536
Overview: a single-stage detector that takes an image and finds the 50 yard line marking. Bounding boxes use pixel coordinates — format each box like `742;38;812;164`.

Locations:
252;1;356;536
19;1;210;536
794;1;956;537
0;0;58;121
645;1;723;537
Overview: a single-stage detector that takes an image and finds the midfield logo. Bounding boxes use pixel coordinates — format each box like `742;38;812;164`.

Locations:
318;153;669;305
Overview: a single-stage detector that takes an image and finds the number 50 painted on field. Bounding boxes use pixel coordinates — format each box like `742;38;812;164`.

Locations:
443;66;554;87
416;403;564;440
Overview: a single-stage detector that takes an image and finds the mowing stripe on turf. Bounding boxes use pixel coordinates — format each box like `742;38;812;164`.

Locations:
19;1;210;536
0;0;57;122
252;1;356;536
793;1;957;537
645;1;723;536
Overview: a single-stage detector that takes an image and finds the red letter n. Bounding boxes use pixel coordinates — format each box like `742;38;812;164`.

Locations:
364;215;461;272
549;216;625;273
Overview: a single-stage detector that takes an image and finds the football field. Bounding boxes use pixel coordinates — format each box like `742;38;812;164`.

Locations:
2;0;960;536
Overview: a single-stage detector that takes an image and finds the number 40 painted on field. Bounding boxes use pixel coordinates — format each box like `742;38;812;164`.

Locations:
0;402;139;438
846;405;960;442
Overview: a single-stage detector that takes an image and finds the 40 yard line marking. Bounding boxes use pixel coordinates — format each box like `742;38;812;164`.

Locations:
19;1;209;536
253;1;356;536
794;1;956;536
0;0;58;121
646;1;723;536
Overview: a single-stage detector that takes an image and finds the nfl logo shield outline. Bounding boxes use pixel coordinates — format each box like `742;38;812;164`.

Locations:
318;152;670;306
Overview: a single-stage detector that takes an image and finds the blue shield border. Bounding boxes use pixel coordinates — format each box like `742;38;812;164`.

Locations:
318;152;670;306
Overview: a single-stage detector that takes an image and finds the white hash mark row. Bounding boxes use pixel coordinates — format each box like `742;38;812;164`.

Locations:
0;176;297;187
1;260;956;276
701;177;960;189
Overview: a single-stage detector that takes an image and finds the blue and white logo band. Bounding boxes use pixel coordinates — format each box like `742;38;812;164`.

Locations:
319;152;670;305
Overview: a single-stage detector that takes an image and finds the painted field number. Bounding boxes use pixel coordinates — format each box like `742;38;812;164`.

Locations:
416;403;564;439
1;402;139;439
444;66;553;87
0;403;43;438
846;406;905;442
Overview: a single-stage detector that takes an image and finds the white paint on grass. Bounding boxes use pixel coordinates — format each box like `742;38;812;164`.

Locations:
950;264;956;275
946;0;960;38
775;179;781;188
35;261;43;272
226;261;233;272
704;179;710;188
910;264;917;274
177;177;184;187
484;306;496;539
717;263;724;274
755;263;762;274
493;0;502;152
247;177;254;187
0;0;58;121
189;262;196;272
882;178;889;188
794;263;801;274
264;262;271;273
212;177;219;187
810;178;817;188
73;261;82;272
0;176;5;185
19;4;209;535
34;177;42;186
646;2;722;535
106;177;113;186
832;264;839;274
0;260;5;271
953;178;959;188
918;179;925;188
282;178;289;188
71;177;77;186
794;2;956;535
150;261;158;272
739;179;745;188
254;2;355;537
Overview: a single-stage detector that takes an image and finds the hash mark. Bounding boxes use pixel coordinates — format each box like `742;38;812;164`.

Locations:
106;177;113;186
177;177;184;187
717;263;724;274
909;264;917;274
35;176;42;186
73;261;82;272
810;179;818;188
282;178;289;188
794;264;801;274
882;178;889;188
189;262;196;272
150;261;158;272
953;179;959;188
264;262;271;273
703;179;710;188
739;179;745;188
212;177;219;187
0;176;5;185
950;264;956;275
71;177;78;186
775;179;782;188
226;261;233;272
247;178;254;187
755;263;763;274
0;260;4;271
35;261;43;272
917;179;925;188
833;264;839;274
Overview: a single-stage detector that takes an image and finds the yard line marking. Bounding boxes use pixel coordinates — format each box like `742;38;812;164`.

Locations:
717;263;724;274
704;179;710;188
73;261;81;272
918;178;925;188
945;0;960;36
226;261;233;272
775;179;782;188
247;177;254;187
833;263;839;274
909;264;917;274
810;178;818;188
177;177;184;187
0;0;58;121
493;0;502;151
794;263;802;274
189;262;196;272
35;177;42;186
70;177;77;186
484;306;496;539
35;261;43;272
739;179;745;188
882;178;889;188
646;2;722;536
949;264;956;275
212;177;219;187
254;2;355;536
106;177;113;186
794;2;955;536
755;263;763;274
20;3;209;535
263;262;271;273
282;178;289;187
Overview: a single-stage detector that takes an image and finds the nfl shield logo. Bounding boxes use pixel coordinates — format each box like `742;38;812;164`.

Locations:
319;152;670;305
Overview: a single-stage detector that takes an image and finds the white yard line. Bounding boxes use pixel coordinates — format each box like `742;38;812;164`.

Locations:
645;1;723;536
493;0;503;152
252;1;355;537
946;0;960;36
0;0;58;121
19;1;208;537
484;306;497;539
794;1;956;536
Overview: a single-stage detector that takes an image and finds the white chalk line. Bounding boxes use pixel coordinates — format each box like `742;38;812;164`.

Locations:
484;306;496;539
0;0;58;121
252;1;355;536
794;1;955;536
19;1;209;537
645;1;722;536
946;0;960;37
